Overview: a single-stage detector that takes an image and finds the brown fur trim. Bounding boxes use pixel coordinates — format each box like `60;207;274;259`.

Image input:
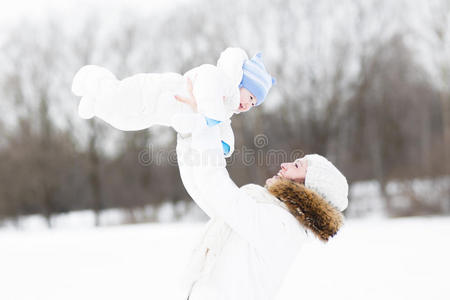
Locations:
266;178;343;242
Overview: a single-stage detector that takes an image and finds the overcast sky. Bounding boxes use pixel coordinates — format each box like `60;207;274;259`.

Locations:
0;0;192;30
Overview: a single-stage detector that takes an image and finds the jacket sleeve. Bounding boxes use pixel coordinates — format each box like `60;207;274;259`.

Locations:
192;161;261;247
176;133;219;219
176;129;262;248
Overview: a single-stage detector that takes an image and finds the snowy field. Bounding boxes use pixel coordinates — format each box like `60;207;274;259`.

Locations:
1;217;450;300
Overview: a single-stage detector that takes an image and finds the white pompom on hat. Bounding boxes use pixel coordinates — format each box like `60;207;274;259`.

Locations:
303;154;349;211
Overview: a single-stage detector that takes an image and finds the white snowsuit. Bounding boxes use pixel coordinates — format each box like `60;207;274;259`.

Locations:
71;47;249;157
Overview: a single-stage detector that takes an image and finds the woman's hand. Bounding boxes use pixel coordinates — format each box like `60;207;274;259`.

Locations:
175;78;198;112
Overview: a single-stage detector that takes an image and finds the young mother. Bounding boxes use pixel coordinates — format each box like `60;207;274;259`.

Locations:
175;129;348;300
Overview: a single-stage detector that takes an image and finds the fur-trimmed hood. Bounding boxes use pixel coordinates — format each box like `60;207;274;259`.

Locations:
266;177;344;242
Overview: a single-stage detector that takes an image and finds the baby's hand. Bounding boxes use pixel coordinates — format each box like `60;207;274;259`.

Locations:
175;78;198;112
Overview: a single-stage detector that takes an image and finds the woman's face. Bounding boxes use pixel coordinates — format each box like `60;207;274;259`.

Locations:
278;158;308;183
265;158;308;187
238;87;257;112
266;158;308;186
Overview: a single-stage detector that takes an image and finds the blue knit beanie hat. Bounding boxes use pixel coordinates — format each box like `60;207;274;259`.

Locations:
239;52;276;106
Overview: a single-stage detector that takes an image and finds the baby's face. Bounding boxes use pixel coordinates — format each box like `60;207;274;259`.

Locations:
238;88;257;112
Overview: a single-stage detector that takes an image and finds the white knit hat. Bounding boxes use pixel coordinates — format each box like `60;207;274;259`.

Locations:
303;154;348;211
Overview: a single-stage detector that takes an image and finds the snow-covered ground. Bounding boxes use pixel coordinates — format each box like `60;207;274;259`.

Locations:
1;216;449;300
0;202;208;230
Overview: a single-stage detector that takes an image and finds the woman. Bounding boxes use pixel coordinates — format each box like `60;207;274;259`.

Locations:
175;130;348;300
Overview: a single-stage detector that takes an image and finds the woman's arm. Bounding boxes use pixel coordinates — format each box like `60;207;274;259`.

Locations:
176;134;218;219
176;130;261;247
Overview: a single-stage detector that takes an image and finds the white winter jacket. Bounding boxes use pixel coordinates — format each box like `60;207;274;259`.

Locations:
175;132;344;300
71;47;249;157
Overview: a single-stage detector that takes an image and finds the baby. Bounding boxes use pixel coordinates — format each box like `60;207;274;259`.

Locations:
71;47;275;157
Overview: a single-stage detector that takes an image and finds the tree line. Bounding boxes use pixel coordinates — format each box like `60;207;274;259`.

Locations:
0;0;449;226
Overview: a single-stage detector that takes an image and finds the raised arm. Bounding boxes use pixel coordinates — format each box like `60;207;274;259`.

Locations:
176;131;261;247
176;133;219;219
